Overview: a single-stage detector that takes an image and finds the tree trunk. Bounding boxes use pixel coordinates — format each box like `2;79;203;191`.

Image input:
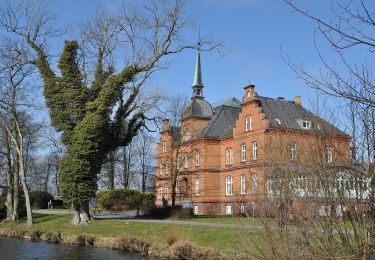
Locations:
19;149;33;225
11;154;19;222
4;131;13;220
79;201;91;224
71;203;81;225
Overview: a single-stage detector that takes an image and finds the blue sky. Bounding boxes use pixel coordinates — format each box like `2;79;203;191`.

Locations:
29;0;373;126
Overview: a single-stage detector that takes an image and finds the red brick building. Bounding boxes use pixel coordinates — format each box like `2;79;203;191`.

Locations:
155;48;351;216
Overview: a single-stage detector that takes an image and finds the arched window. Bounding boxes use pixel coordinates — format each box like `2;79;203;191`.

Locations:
184;153;189;168
245;116;249;132
226;176;233;195
195;151;200;167
327;147;333;163
159;162;163;176
225;148;229;165
251;174;258;194
158;186;163;199
290;143;297;160
241;175;246;194
165;160;169;175
249;116;253;131
162;142;167;153
195;177;200;195
241;144;246;161
229;148;233;164
252;141;258;160
164;184;169;198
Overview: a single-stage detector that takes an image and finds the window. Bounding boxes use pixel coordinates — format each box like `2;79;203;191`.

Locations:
275;118;281;125
302;120;312;129
327;147;333;163
225;148;229;165
229;148;233;164
290;143;297;160
162;142;166;153
241;144;246;161
251;174;258;194
249;116;253;131
226;205;232;215
195;177;200;195
226;176;233;195
241;175;246;194
164;184;169;198
159;162;163;176
195;151;200;167
245;117;249;132
194;205;199;214
184;153;189;168
252;141;258;160
182;130;190;142
240;205;245;214
165;160;169;175
158;186;163;199
176;181;180;195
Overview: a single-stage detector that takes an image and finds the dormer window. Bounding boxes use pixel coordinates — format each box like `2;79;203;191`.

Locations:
249;116;253;131
302;120;311;129
245;117;249;132
275;119;281;125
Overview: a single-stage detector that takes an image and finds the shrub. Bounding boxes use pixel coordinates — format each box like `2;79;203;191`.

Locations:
96;189;154;213
169;240;221;260
116;235;151;255
29;191;54;209
171;208;193;219
166;232;179;246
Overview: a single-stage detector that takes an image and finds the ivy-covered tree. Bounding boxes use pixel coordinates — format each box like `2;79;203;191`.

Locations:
0;0;219;224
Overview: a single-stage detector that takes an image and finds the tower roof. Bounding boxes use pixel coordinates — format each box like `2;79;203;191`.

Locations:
192;44;203;88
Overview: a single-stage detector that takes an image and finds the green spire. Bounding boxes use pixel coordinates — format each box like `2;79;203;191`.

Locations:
192;42;203;97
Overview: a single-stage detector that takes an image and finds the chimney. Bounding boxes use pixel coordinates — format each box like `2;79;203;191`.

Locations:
293;96;302;106
243;84;255;103
162;119;170;132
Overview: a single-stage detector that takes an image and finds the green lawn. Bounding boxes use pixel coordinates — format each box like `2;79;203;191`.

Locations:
0;214;266;256
189;216;275;225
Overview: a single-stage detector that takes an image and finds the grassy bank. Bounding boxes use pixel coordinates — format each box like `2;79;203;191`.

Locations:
0;214;266;259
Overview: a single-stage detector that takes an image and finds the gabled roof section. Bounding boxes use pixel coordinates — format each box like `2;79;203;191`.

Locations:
195;103;241;139
256;96;348;136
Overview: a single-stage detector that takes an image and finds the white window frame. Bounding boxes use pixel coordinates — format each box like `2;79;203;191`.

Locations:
229;148;233;164
162;142;166;153
241;175;246;194
241;144;246;162
164;184;168;198
290;143;297;160
240;205;245;214
226;176;233;195
327;147;333;163
184;153;189;169
194;205;199;214
176;180;180;195
159;162;163;176
158;186;163;199
245;117;249;132
225;148;229;165
195;151;200;167
195;177;200;195
165;160;169;175
251;174;258;194
226;205;232;215
249;116;253;131
302;120;311;129
252;141;258;160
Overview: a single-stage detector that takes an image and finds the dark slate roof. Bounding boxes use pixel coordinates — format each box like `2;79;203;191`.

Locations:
195;101;241;139
181;97;213;119
256;96;348;135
